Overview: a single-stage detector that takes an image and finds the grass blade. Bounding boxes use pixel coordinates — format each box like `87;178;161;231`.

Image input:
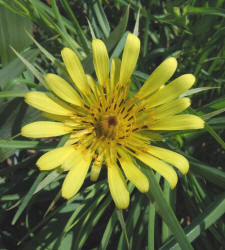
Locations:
144;168;193;250
160;192;225;249
12;172;46;225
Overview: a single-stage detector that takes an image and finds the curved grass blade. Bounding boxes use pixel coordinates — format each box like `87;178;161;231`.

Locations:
100;210;117;250
92;0;110;38
144;168;193;250
160;192;225;249
0;49;39;88
76;196;112;249
10;46;47;88
0;90;28;98
116;209;130;250
0;139;57;150
12;172;46;225
148;201;156;250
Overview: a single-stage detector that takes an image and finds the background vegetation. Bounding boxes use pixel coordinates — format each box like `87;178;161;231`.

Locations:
0;0;225;249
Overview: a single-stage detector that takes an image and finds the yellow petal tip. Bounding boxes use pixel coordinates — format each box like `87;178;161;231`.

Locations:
61;191;72;200
166;57;178;68
184;74;196;86
61;47;70;56
139;180;149;193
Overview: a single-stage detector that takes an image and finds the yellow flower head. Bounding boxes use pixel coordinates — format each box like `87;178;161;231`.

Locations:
21;33;204;209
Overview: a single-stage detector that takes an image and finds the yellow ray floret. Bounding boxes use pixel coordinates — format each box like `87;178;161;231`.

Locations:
45;73;82;106
110;57;121;91
25;92;74;116
149;98;191;119
61;48;89;93
118;150;149;193
107;162;130;209
61;150;92;199
92;39;109;86
135;151;178;189
119;33;140;84
150;114;204;130
145;74;196;108
147;146;189;174
21;121;72;138
136;57;177;100
37;146;75;170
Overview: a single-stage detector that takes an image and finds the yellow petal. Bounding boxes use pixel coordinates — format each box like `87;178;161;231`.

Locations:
45;73;82;106
119;33;140;84
36;146;75;170
25;92;73;116
61;150;92;199
63;134;79;146
21;121;72;138
148;146;189;174
92;39;109;86
110;57;121;90
146;74;196;108
41;112;67;121
107;163;130;209
135;152;178;189
61;48;89;93
150;98;191;119
136;57;177;100
61;147;89;171
118;152;149;193
150;114;205;130
86;74;99;99
90;153;104;181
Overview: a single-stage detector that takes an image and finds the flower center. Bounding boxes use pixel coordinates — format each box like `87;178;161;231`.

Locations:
107;116;117;127
97;114;118;138
86;83;143;144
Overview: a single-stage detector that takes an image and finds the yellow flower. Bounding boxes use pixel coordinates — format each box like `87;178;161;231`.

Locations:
21;33;204;209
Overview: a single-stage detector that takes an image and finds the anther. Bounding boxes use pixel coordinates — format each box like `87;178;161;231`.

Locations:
127;104;135;112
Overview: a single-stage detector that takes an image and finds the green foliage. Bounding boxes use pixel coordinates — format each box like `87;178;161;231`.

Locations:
0;0;225;249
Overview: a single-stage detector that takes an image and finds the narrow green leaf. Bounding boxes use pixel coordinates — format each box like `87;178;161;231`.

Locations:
44;190;61;217
185;6;225;17
201;107;225;120
24;29;56;63
34;170;61;194
0;90;27;98
160;192;225;249
116;209;130;250
162;181;172;243
204;122;225;150
92;0;110;38
63;181;106;233
60;0;89;53
77;196;112;249
144;168;193;250
0;139;56;150
189;107;225;150
133;8;140;36
87;18;96;39
148;202;156;250
0;49;39;88
12;172;46;225
100;210;117;250
10;46;47;88
180;87;219;97
118;194;143;249
189;159;225;189
0;4;32;66
106;6;129;51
